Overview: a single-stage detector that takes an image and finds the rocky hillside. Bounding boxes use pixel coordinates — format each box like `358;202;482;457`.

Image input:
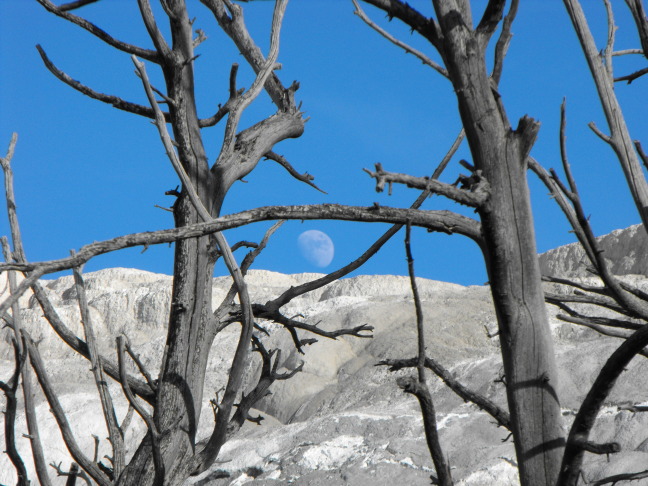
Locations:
1;230;648;485
540;224;648;277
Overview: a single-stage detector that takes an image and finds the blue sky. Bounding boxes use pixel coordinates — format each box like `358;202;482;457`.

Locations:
0;1;646;285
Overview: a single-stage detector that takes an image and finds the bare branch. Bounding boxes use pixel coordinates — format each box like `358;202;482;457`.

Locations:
612;48;645;56
614;66;648;83
227;337;303;437
201;0;295;110
404;223;426;383
602;0;616;81
544;291;633;318
491;0;519;85
476;0;506;48
588;121;613;144
636;140;648;171
358;0;442;50
592;469;648;486
214;0;289;167
24;331;112;486
352;0;448;78
395;376;453;485
71;260;125;476
58;0;99;11
563;0;648;230
624;0;648;58
136;0;173;61
36;46;169;121
365;162;490;208
0;338;29;486
50;462;91;486
198;64;244;128
0;204;483;278
35;0;160;62
378;356;511;429
264;151;327;193
116;336;164;483
122;336;157;393
250;304;372;354
558;322;648;484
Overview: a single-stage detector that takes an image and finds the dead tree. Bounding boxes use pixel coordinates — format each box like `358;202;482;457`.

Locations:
357;1;564;484
359;1;648;485
0;1;370;485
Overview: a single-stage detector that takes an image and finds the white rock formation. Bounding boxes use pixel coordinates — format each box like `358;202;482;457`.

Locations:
540;224;648;277
0;249;647;485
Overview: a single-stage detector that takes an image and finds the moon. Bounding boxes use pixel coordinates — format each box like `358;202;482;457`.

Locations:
297;230;334;268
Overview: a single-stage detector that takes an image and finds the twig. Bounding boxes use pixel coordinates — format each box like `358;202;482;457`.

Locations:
558;321;648;484
50;462;91;486
35;0;159;61
1;138;53;486
264;151;326;193
71;259;125;477
396;376;453;486
24;330;112;486
364;162;489;208
476;0;507;48
378;356;511;429
491;0;519;84
602;0;616;81
116;336;164;483
592;469;648;486
356;0;442;50
214;0;288;166
614;66;648;83
58;0;99;11
624;0;648;58
0;338;29;486
36;46;168;121
352;0;448;78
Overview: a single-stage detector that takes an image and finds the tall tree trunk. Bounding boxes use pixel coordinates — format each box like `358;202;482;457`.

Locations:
432;3;565;484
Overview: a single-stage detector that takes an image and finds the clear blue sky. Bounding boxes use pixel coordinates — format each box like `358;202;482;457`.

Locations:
0;1;646;285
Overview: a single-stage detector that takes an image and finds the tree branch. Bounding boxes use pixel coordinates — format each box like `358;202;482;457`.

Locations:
36;45;169;121
359;0;443;50
379;356;511;429
201;0;295;110
35;0;160;62
476;0;506;48
24;331;112;486
352;0;448;78
58;0;100;11
365;162;490;207
0;338;29;486
491;0;519;85
558;322;648;484
116;336;164;484
0;204;483;279
624;0;648;58
72;261;124;477
395;376;453;486
264;150;326;193
614;66;648;83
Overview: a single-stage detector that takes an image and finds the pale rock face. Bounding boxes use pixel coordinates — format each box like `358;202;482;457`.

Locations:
540;224;648;277
1;227;648;485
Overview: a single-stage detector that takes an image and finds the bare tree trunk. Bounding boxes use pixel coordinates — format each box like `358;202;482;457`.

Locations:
431;2;565;484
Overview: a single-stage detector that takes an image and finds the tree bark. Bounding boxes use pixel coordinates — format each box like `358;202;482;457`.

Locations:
431;2;565;484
